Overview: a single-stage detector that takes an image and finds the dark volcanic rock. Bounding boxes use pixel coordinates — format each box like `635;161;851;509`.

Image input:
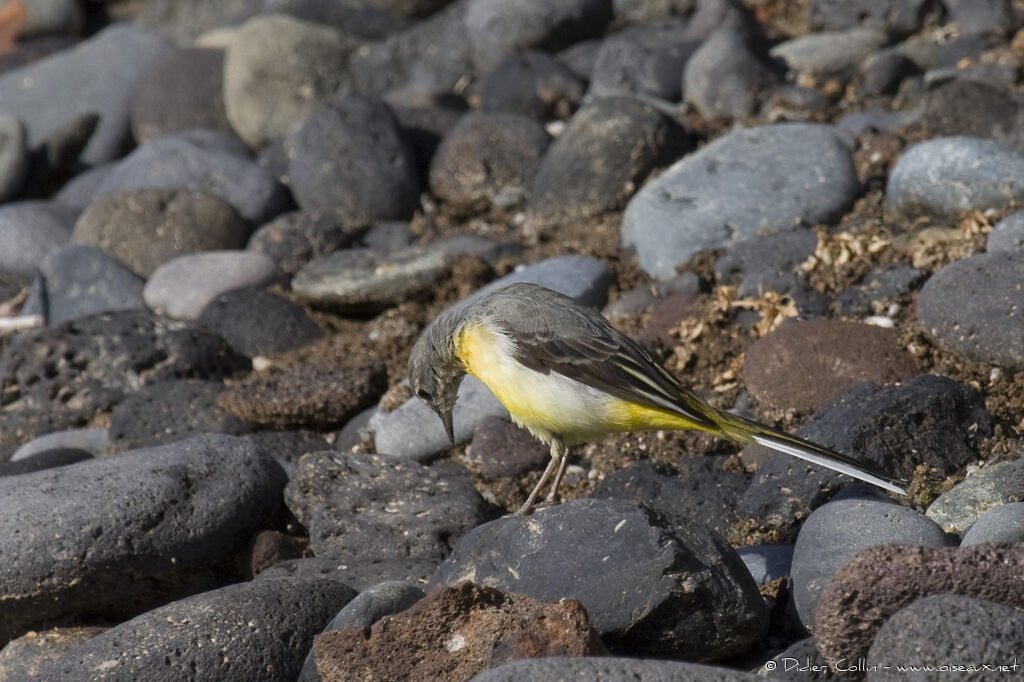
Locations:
526;97;689;230
470;657;759;681
465;416;549;480
0;310;249;459
906;79;1024;152
431;498;768;659
742;320;917;413
0;448;93;477
714;229;818;299
108;379;253;452
0;626;107;682
917;251;1024;369
588;19;698;101
40;575;354;682
314;582;605;682
286;95;420;225
198;287;323;357
737;375;991;541
809;0;936;36
868;594;1024;678
218;362;387;430
429;111;550;211
285;451;492;563
592;459;749;542
814;543;1024;666
0;435;287;644
683;27;779;120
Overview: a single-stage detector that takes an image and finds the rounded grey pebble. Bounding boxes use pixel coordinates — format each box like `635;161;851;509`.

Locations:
143;250;279;320
887;136;1024;218
988;210;1024;253
31;244;146;326
622;123;859;280
683;26;779;120
769;28;886;80
736;544;794;586
94;130;290;225
961;501;1024;545
916;251;1024;369
791;496;955;628
0;200;72;282
39;575;355;682
588;18;697;101
0;24;174;165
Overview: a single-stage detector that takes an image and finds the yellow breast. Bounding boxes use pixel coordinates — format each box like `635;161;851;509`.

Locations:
456;321;698;444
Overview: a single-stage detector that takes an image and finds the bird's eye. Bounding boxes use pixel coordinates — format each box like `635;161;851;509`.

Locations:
416;388;433;401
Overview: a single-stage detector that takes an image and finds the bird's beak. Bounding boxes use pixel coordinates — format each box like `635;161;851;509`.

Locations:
439;406;455;445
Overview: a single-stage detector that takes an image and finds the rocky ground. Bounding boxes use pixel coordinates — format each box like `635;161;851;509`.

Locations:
0;0;1023;680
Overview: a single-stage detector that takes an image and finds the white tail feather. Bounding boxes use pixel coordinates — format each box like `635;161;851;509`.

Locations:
751;434;907;495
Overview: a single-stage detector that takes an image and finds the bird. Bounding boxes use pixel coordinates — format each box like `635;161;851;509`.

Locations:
408;282;906;515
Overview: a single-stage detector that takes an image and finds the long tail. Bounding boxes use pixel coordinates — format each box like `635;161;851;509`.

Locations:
708;408;907;495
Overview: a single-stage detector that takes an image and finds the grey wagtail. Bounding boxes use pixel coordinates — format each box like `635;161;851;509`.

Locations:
409;282;907;514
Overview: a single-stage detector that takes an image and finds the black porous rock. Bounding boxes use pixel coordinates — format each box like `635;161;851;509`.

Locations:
917;251;1024;369
588;19;698;101
0;310;249;459
477;51;585;121
29;244;146;326
737;375;991;541
592;459;749;541
198;287;323;357
285;451;493;564
526;97;689;230
129;46;232;143
857;52;921;97
0;434;287;644
431;498;769;660
469;657;759;681
790;496;954;628
38;575;355;682
246;209;359;277
428;111;550;211
286;95;420;224
218;362;387;431
107;379;253;452
391;99;467;182
868;594;1024;678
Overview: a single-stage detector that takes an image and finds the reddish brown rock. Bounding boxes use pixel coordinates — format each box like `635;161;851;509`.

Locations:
313;581;606;682
742;320;916;412
814;543;1024;666
218;361;387;429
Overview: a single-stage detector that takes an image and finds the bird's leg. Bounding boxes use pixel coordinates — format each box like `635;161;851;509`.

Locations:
514;439;563;516
544;439;569;504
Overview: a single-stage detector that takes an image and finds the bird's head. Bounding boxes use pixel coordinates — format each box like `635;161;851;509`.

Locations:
408;313;466;444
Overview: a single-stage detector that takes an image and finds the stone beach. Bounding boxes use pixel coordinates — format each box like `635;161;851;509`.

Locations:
0;0;1023;680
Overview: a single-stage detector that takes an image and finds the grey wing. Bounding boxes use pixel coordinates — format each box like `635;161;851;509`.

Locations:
482;285;717;430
